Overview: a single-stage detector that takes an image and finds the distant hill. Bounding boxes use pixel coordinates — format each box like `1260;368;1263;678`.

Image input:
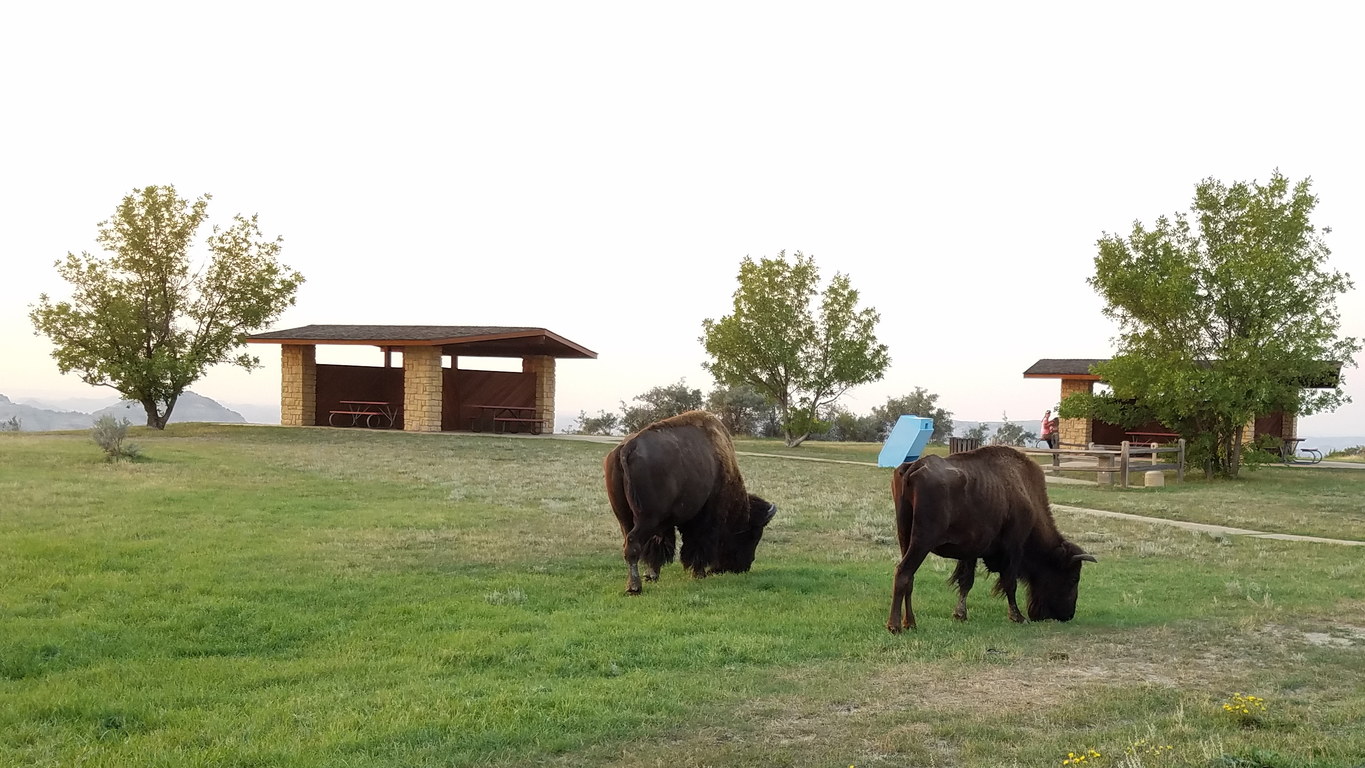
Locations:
0;394;97;431
92;391;247;425
218;401;281;425
1;391;247;431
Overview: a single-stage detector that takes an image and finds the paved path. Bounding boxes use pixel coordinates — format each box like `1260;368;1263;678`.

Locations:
1052;504;1365;546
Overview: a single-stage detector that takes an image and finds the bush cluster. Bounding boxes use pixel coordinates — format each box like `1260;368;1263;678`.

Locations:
91;415;141;462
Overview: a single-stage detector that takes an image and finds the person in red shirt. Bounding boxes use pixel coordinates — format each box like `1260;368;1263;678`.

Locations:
1042;409;1058;448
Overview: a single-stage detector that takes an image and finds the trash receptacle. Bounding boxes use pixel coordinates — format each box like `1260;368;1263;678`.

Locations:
878;415;935;467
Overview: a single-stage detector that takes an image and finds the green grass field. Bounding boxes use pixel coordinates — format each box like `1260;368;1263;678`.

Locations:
2;426;1363;767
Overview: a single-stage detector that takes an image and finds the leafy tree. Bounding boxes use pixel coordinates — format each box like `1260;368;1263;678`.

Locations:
705;383;775;437
619;378;704;434
989;413;1035;447
30;186;304;429
814;404;882;442
566;409;620;436
701;251;890;447
1069;171;1359;478
1;416;20;432
962;422;992;443
871;388;955;443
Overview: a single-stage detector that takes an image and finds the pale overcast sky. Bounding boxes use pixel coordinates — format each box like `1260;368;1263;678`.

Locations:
3;2;1362;435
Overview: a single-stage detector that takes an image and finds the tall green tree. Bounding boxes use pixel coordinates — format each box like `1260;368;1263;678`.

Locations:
618;378;704;434
701;251;890;447
1070;171;1358;477
30;186;304;429
871;388;955;443
705;383;776;437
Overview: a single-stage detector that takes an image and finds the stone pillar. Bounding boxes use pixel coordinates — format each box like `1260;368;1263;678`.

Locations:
281;344;316;426
403;346;443;432
524;355;556;434
1058;378;1094;447
1280;413;1297;441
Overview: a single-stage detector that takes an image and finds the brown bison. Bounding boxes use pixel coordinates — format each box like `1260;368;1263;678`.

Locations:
887;446;1096;632
604;410;777;594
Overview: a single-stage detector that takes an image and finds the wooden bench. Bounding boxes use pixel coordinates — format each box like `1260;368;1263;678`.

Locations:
469;404;545;434
329;400;399;428
493;416;548;435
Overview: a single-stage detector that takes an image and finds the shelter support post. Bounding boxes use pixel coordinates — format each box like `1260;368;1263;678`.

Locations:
524;355;556;435
403;346;443;432
1057;378;1094;447
281;344;317;426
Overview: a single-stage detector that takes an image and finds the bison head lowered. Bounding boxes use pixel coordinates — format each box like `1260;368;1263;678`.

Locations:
1024;540;1097;622
712;494;778;574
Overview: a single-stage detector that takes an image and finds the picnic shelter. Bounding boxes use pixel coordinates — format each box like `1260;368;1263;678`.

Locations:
1023;358;1341;448
246;325;596;433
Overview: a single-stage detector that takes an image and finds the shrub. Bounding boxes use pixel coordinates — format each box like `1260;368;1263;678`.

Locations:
91;415;141;462
566;410;620;436
619;379;703;434
1;416;20;432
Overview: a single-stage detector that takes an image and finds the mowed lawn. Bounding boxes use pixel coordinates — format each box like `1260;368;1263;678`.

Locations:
2;426;1364;767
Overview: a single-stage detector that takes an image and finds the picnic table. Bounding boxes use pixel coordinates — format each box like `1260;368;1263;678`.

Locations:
328;400;400;429
467;404;547;435
1277;437;1323;465
1126;431;1181;443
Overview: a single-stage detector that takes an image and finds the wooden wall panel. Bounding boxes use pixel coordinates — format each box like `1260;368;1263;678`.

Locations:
442;368;535;431
316;364;405;428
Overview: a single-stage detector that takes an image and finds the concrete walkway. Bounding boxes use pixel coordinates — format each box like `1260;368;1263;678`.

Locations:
1052;504;1365;546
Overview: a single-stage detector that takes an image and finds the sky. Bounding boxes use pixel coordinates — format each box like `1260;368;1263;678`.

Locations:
3;2;1363;436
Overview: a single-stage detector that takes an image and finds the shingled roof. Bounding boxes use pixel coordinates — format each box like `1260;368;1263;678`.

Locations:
246;325;597;359
1024;358;1342;388
1022;359;1106;378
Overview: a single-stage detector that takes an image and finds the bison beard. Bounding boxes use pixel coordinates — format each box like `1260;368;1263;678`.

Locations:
604;410;777;595
886;446;1096;632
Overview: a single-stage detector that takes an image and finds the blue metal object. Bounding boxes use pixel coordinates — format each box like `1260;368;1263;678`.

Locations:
877;415;935;468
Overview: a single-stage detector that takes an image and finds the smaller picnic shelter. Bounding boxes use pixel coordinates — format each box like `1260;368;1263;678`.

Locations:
246;325;596;433
1023;358;1341;448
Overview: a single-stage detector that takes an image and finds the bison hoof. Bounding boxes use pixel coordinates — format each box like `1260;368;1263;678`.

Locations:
644;570;659;582
953;611;968;622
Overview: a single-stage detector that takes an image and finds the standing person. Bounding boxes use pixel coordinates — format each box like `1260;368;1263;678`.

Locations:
1042;409;1058;449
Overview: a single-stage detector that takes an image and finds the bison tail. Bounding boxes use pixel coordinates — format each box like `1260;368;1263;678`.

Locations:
647;529;677;565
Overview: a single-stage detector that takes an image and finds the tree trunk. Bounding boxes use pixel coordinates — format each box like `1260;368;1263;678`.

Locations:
784;433;809;448
141;398;175;430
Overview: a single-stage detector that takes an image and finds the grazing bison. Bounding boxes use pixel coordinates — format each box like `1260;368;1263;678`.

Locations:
604;410;777;594
886;446;1096;632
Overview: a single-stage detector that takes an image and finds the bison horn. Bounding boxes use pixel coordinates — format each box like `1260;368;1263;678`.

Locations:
1073;552;1098;563
761;502;777;526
